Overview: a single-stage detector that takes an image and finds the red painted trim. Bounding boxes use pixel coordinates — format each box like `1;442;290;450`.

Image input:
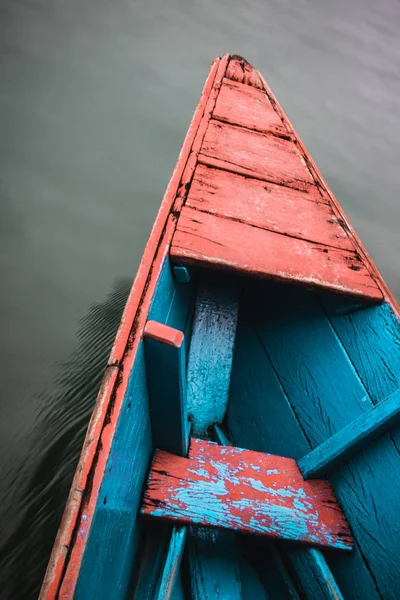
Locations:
40;54;229;600
256;70;400;318
144;320;184;348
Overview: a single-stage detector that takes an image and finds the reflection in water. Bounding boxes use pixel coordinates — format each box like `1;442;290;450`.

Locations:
0;280;130;600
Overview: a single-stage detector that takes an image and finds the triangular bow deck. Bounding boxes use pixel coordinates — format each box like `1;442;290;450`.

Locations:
141;439;352;551
170;57;382;302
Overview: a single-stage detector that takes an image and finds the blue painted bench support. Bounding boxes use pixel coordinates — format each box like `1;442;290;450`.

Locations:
172;265;191;284
143;320;189;456
299;387;400;479
187;272;240;434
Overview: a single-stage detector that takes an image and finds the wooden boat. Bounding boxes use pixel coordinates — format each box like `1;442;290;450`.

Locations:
41;54;400;600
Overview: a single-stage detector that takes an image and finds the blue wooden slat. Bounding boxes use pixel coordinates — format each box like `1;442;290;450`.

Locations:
300;387;400;478
187;272;239;434
75;258;195;600
144;320;188;456
155;526;187;600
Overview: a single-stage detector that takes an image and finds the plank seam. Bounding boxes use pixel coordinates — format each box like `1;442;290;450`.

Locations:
198;153;321;194
183;204;362;253
212;114;293;141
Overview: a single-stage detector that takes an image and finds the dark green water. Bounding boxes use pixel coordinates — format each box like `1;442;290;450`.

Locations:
0;0;399;597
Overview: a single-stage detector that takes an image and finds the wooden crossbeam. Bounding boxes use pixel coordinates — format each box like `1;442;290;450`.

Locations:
299;388;400;479
141;438;352;550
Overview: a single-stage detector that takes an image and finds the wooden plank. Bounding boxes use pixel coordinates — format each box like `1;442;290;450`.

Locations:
299;387;400;478
142;439;352;550
155;526;187;600
213;78;288;137
171;207;383;301
187;164;354;251
186;272;239;434
200;120;314;191
143;320;188;456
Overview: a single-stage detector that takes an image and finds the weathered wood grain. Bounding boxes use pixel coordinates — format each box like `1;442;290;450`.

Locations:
142;439;352;550
214;78;288;137
171;207;382;301
299;387;400;478
187;164;353;250
200;120;314;190
186;272;239;434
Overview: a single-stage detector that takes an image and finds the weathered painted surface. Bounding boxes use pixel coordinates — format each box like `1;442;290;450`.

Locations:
144;320;188;456
186;272;239;434
299;387;400;478
142;439;352;550
200;120;314;190
186;164;354;250
171;206;382;300
213;78;288;137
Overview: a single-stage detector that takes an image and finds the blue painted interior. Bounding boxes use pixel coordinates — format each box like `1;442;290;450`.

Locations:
75;262;400;599
75;258;196;600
